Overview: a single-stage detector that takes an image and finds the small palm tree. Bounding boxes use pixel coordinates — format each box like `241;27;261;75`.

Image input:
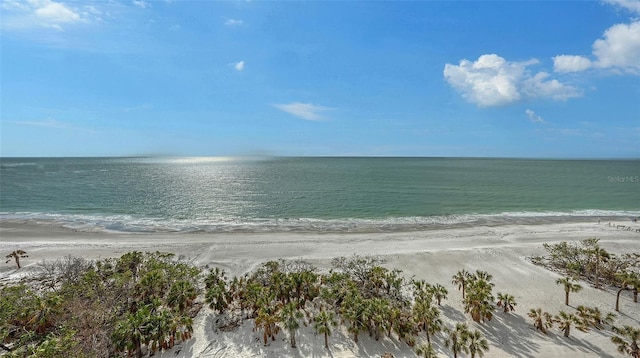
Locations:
415;343;438;358
113;305;152;358
528;308;553;334
176;314;194;341
554;310;586;338
429;283;448;305
254;303;280;345
137;269;165;303
280;301;303;348
466;329;490;358
413;279;431;301
615;271;639;312
342;293;366;343
452;269;471;299
585;239;609;289
474;270;493;283
5;250;28;269
611;325;640;358
167;280;197;314
367;297;391;341
576;305;616;330
445;323;470;358
413;299;443;346
556;276;582;306
313;309;337;349
496;292;516;313
205;281;229;313
463;279;494;324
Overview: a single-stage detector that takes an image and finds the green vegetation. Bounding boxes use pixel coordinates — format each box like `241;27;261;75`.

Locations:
496;292;517;313
528;308;554;334
414;343;437;358
461;270;495;323
556;276;583;306
616;271;640;312
554;310;586;338
444;322;469;358
443;322;489;358
531;238;639;349
535;238;640;312
1;252;200;357
2;241;638;357
313;309;337;348
611;325;640;358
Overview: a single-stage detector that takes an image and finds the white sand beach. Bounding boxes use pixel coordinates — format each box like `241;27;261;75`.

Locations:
1;220;639;357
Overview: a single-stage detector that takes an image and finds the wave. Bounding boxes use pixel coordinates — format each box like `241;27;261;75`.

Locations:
1;210;639;234
0;162;40;168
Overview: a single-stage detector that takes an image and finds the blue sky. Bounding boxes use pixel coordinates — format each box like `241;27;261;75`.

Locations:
1;0;639;158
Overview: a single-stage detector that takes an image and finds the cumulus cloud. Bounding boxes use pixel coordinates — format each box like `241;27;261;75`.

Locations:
273;102;333;121
522;72;582;101
224;18;244;26
592;21;640;72
443;54;581;107
1;0;83;31
553;55;592;73
234;60;245;71
552;20;640;74
525;109;545;123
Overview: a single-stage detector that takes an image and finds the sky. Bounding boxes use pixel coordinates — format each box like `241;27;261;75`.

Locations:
1;0;639;158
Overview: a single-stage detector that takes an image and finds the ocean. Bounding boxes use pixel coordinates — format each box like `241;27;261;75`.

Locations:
1;157;638;233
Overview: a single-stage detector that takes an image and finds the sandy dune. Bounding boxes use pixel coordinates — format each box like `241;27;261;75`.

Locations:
1;220;639;357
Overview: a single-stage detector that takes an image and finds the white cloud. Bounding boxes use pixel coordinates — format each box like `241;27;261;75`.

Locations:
592;21;640;72
224;18;244;26
552;20;640;74
2;0;28;11
132;0;149;9
234;60;245;71
553;55;592;73
34;0;79;23
1;0;83;31
525;109;545;123
603;0;640;15
522;72;582;101
273;102;333;121
444;54;581;107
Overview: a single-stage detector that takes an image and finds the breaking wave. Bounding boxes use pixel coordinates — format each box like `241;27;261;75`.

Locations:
1;210;638;234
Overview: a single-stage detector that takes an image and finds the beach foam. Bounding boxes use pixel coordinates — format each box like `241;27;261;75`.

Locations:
1;210;639;234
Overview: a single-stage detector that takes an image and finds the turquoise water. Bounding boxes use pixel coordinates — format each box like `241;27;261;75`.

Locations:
1;157;639;233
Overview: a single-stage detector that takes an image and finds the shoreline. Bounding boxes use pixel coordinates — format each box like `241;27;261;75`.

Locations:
2;219;639;277
2;220;639;357
1;210;639;235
